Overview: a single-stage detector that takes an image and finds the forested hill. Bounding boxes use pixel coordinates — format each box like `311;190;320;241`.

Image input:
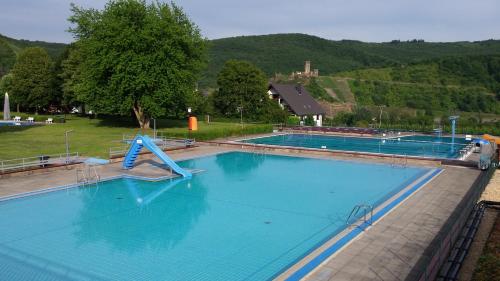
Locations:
202;33;500;87
0;34;66;76
2;32;500;90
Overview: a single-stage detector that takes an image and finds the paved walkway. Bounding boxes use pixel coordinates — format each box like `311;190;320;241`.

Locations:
0;146;230;198
302;166;480;281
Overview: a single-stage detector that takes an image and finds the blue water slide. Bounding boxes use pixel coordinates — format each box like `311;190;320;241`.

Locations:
122;135;192;178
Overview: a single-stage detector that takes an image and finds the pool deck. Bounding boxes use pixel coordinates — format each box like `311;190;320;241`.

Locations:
0;146;233;198
0;144;483;281
299;165;480;281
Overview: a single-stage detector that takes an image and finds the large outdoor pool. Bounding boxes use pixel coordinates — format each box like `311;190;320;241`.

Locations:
0;152;434;280
242;134;469;159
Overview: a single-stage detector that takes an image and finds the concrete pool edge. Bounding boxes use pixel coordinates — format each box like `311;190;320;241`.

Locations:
231;132;471;161
0;149;235;202
206;139;476;168
275;168;444;281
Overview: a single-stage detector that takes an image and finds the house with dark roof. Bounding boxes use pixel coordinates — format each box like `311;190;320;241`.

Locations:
268;83;325;126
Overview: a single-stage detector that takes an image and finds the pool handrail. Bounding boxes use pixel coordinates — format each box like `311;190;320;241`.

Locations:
346;204;373;226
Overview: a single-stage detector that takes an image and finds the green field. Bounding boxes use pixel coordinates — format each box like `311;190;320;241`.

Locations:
0;115;272;160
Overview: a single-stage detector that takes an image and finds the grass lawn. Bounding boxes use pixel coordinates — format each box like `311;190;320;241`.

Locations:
0;114;272;160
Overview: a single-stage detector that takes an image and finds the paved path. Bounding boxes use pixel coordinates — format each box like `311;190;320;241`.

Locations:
0;146;230;198
304;166;480;281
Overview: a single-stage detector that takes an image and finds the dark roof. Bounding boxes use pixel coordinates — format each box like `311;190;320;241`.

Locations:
269;83;325;116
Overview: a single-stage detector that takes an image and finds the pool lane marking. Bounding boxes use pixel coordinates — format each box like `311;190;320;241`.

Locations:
283;168;443;281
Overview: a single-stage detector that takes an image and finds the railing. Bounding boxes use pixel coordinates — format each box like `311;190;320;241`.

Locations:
109;146;130;158
391;154;408;168
110;134;193;158
76;165;100;185
0;152;80;174
346;204;373;227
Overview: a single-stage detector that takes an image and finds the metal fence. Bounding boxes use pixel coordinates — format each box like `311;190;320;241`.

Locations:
0;152;80;174
109;134;191;158
416;155;498;281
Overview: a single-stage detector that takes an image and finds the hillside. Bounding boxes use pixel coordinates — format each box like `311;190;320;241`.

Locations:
0;34;66;76
1;32;499;116
202;33;500;87
327;55;500;114
2;32;500;88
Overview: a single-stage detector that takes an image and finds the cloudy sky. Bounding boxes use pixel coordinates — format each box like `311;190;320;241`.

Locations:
0;0;499;43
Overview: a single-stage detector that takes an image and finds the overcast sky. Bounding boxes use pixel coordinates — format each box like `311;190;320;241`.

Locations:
0;0;499;43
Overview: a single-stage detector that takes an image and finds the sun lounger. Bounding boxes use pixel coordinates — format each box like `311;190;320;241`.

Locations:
46;118;53;124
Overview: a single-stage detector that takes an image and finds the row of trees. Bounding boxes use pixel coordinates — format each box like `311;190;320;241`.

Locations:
0;0;286;128
324;106;500;134
0;47;60;112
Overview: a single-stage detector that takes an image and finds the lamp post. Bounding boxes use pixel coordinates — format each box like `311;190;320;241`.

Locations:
378;105;385;129
449;115;459;150
237;106;243;124
152;118;156;139
187;107;192;141
65;130;74;164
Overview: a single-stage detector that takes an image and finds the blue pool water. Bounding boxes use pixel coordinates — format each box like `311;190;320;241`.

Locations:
0;152;430;280
399;135;470;145
242;134;468;159
0;121;34;127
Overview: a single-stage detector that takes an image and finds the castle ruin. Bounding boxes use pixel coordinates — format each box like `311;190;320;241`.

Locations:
290;61;319;79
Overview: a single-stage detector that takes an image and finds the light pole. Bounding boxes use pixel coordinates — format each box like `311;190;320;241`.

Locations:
152;118;156;139
187;107;192;141
237;106;243;124
65;130;74;164
378;105;385;129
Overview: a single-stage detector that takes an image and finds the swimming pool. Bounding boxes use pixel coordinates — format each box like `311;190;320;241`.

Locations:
0;152;434;280
242;134;468;159
0;121;34;127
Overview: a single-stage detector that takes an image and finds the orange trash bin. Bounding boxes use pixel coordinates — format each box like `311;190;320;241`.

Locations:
188;116;198;131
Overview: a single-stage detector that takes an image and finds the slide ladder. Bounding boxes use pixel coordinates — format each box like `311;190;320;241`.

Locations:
123;135;192;178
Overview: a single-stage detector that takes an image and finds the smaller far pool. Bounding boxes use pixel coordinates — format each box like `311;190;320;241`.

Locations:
0;121;34;127
241;134;469;159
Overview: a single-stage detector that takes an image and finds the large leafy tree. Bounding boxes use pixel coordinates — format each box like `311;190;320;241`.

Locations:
213;60;274;120
68;0;207;128
59;44;83;110
10;47;55;112
0;40;16;77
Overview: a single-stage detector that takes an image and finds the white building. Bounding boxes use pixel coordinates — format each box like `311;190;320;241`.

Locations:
268;83;325;126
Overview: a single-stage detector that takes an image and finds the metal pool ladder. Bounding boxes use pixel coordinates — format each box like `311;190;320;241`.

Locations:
346;204;373;226
391;154;408;168
76;165;101;186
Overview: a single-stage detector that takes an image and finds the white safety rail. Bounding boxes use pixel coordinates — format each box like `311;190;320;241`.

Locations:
111;134;192;158
0;152;80;173
109;146;130;158
458;142;475;160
